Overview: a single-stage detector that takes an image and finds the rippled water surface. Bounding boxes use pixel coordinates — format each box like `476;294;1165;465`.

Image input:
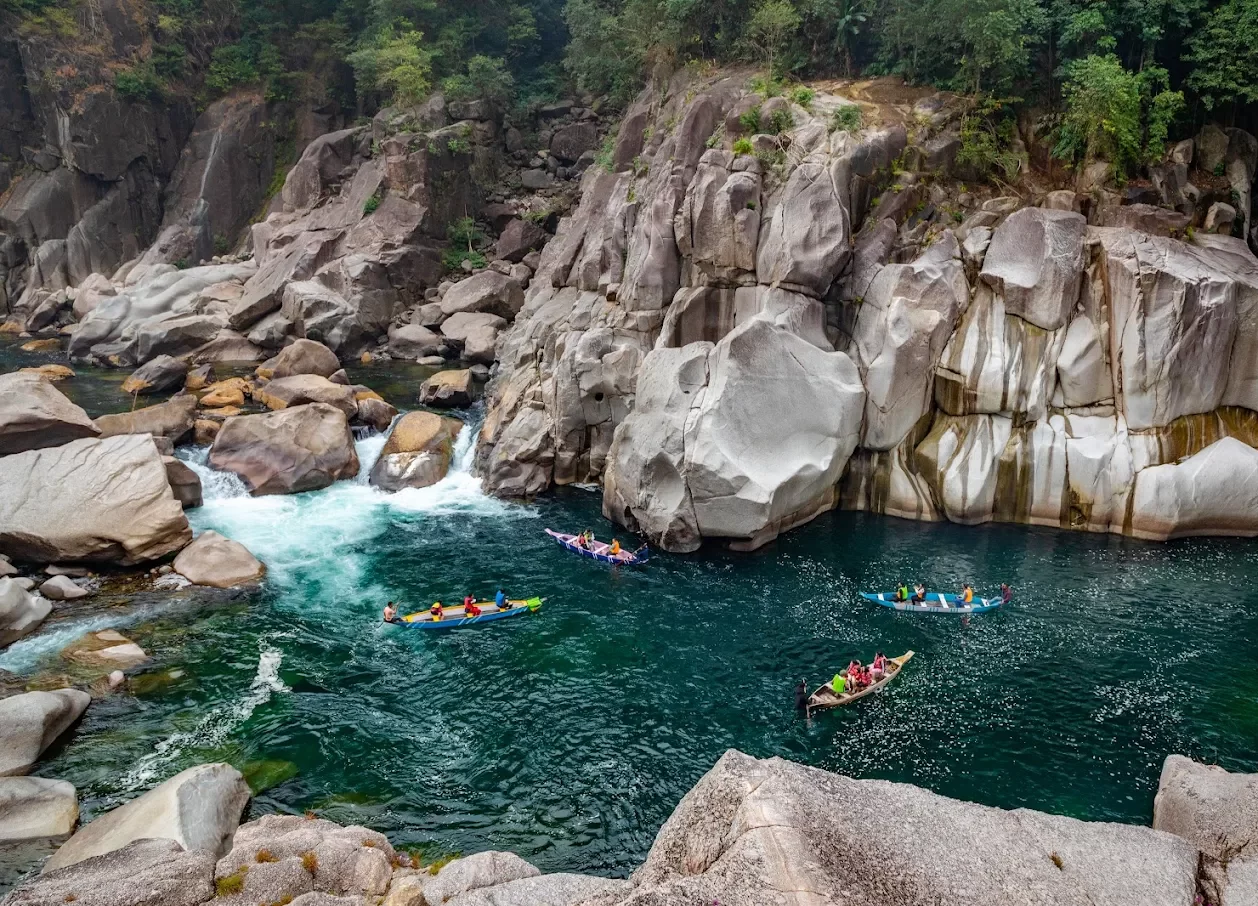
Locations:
3;343;1258;882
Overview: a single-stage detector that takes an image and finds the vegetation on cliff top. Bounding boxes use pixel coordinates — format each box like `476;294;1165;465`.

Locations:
4;0;1258;178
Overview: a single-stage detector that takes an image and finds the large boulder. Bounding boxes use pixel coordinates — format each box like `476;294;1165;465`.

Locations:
419;369;475;408
624;750;1197;906
0;777;79;842
213;814;394;904
494;218;547;263
39;574;88;601
439;271;525;319
406;851;539;905
0;578;52;649
1154;754;1258;906
163;456;203;508
208;404;360;495
43;763;250;873
3;838;215;906
369;412;464;491
0;435;191;565
550;122;598;163
0;689;91;777
253;375;359;419
173;531;264;588
440;311;506;364
272;338;340;379
387;323;445;359
414;872;629;906
93;394;198;445
120;356;188;396
0;372;99;456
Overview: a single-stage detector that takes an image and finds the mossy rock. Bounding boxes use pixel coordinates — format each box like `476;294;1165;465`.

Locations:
242;759;300;794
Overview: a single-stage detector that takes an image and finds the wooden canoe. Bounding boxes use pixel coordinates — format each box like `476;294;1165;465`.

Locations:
545;529;649;565
806;651;914;712
862;592;1001;614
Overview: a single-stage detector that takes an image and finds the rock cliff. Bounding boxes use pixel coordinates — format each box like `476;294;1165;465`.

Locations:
477;69;1258;551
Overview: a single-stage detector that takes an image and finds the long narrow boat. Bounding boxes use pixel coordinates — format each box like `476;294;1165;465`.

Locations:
391;597;543;631
807;651;914;712
861;591;1001;614
545;529;649;566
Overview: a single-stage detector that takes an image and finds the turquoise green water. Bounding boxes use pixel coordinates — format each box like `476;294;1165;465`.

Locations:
3;345;1258;883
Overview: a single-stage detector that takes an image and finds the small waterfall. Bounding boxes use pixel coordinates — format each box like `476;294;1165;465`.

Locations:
353;431;388;484
197;129;224;202
177;446;249;501
451;424;478;473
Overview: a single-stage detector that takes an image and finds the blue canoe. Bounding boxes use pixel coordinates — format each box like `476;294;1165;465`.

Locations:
390;597;543;631
546;529;649;566
861;591;1002;614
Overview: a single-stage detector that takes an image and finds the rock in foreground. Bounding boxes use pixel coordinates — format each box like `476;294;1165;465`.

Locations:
625;751;1197;906
7;838;215;906
0;436;191;565
208;404;360;495
0;373;99;456
0;689;91;777
173;531;264;588
43;763;250;873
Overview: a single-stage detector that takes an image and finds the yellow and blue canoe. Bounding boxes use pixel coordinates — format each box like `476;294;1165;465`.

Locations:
390;597;543;631
861;591;1001;614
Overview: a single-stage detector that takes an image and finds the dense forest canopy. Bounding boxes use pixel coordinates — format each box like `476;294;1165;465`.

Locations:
7;0;1258;174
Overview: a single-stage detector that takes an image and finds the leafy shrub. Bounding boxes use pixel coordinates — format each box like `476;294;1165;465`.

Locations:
732;137;754;155
594;132;616;171
958;101;1022;181
766;107;793;135
442;55;515;109
738;107;763;134
363;192;381;215
790;86;814;108
114;65;163;102
213;234;230;255
206;43;259;96
443;248;487;271
830;105;862;133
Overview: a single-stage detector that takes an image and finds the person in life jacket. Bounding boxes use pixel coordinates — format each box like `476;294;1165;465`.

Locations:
962;584;974;605
465;601;482;618
894;584;909;602
609;539;621;556
430;601;444;621
495;588;508;610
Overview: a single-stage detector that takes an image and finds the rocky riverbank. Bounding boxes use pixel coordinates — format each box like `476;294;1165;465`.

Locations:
1;750;1253;906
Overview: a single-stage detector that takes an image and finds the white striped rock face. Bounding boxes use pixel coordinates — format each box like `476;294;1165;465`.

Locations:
480;71;1258;550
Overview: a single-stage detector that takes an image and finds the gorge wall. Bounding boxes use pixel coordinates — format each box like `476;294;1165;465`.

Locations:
477;69;1258;552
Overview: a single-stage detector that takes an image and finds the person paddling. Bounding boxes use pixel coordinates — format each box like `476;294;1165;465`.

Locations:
912;583;926;604
430;601;444;621
894;583;910;602
383;602;397;623
495;588;508;611
962;583;974;605
1001;583;1013;605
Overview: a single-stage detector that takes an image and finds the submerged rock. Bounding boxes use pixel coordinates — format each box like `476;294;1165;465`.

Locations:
62;630;150;670
43;763;250;873
0;372;99;456
0;689;91;777
173;531;264;588
369;411;463;492
0;578;52;649
0;777;79;842
0;435;191;565
208;403;360;495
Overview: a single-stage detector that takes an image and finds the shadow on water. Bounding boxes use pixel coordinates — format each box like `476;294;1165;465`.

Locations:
3;351;1258;882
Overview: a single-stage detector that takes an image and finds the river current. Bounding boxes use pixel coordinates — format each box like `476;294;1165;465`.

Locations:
2;345;1258;881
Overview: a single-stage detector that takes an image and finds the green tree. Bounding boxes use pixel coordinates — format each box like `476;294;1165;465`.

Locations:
746;0;800;78
1054;53;1141;172
443;54;515;108
1185;0;1258;113
348;22;434;106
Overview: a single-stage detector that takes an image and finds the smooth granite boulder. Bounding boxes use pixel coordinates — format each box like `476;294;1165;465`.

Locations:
0;578;52;649
172;531;265;588
43;762;250;873
0;777;78;842
0;435;191;565
3;838;215;906
369;411;464;491
272;338;340;379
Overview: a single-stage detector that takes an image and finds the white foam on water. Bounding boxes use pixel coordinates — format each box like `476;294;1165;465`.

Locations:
118;644;289;790
0;610;154;674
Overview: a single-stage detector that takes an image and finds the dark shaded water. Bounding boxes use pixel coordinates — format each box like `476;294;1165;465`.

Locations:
2;343;1257;882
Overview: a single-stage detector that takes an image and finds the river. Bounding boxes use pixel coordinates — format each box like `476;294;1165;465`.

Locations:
2;341;1258;882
